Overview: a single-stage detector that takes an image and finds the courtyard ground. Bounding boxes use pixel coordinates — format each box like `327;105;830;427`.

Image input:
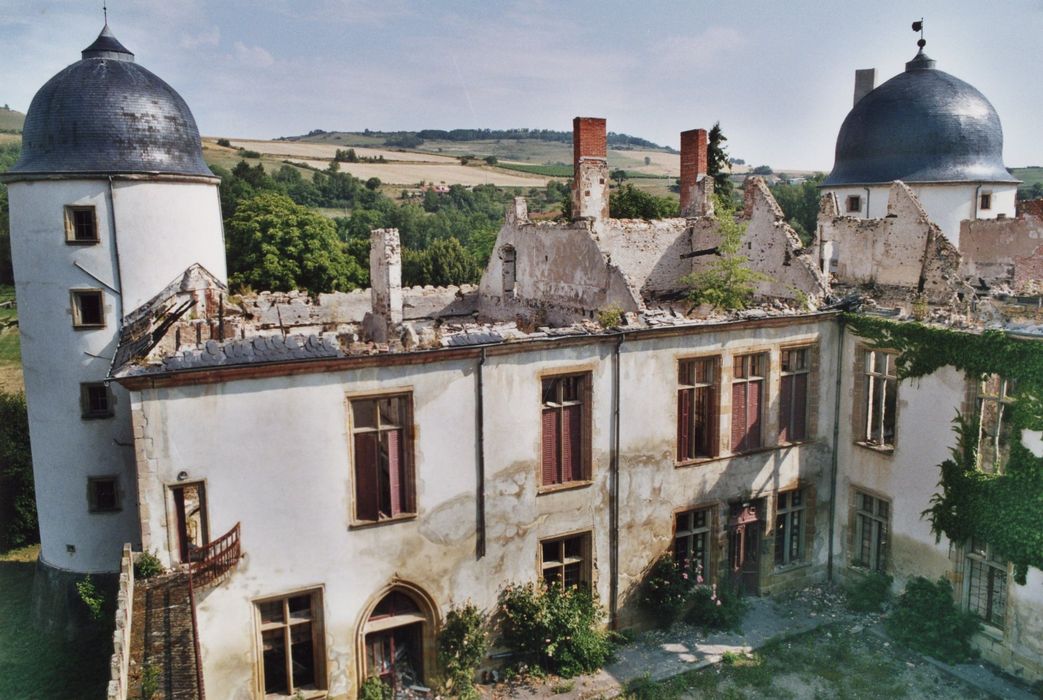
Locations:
489;584;1037;700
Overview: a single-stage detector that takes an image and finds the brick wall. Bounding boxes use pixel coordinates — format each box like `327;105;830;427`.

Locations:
573;117;607;164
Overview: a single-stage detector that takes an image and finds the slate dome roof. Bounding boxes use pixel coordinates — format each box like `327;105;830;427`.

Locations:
7;24;214;179
822;50;1017;186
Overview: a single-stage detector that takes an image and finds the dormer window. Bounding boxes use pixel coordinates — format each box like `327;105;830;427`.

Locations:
845;195;862;213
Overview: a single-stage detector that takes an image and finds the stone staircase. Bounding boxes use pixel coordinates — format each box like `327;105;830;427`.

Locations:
127;572;203;700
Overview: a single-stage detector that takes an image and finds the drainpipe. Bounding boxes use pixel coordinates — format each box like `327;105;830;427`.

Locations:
609;332;624;627
105;177;126;381
827;316;846;582
863;186;871;219
974;183;983;219
475;347;487;559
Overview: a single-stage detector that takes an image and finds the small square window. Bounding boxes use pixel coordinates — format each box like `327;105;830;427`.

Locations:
65;206;99;244
80;382;114;419
540;532;591;590
71;290;105;328
88;477;120;513
846;195;861;213
980;193;992;211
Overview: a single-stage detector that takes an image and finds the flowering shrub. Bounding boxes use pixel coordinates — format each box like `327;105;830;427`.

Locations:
437;602;486;699
638;555;702;624
498;581;612;678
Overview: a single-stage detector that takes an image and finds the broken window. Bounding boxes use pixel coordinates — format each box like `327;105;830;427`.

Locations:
845;195;861;213
87;476;120;513
774;489;805;567
541;373;589;486
853;490;889;572
731;353;766;453
350;394;415;522
779;347;811;442
500;245;517;295
862;350;897;448
171;482;209;563
979;193;992;211
257;590;325;697
965;539;1008;628
677;357;719;461
675;507;712;579
364;589;431;693
541;532;591;590
65;205;98;244
71;289;105;328
80;382;113;419
975;374;1016;473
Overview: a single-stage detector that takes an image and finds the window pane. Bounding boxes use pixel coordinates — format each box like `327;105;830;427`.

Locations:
262;628;289;694
259;600;284;625
562;375;582;403
564;536;583;560
542;378;558;405
352;400;376;429
377;397;401;427
542;540;561;566
290;623;316;688
678;361;694;386
288;595;312;622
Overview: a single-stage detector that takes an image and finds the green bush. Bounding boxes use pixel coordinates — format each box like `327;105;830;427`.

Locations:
358;675;391;700
134;551;165;580
846;571;893;613
684;582;747;631
885;576;980;663
498;581;612;678
75;575;105;621
638;555;700;625
0;391;38;551
437;602;486;699
215;138;231;148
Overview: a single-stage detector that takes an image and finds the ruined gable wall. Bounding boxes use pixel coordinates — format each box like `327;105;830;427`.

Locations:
597;218;692;297
960;214;1043;289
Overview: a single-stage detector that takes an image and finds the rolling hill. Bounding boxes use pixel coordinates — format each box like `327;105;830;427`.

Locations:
0;107;24;133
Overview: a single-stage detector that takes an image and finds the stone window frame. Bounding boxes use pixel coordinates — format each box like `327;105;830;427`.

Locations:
779;344;818;444
70;289;105;329
673;504;717;582
962;539;1010;631
849;487;890;573
64;205;99;245
538;369;594;491
80;381;114;420
979;192;993;212
347;389;417;527
773;488;807;568
253;587;327;698
539;530;593;591
971;373;1017;474
730;352;769;453
675;354;721;465
87;475;121;513
852;346;899;453
845;194;862;214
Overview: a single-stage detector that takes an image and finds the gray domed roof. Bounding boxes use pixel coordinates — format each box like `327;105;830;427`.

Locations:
822;51;1017;186
6;25;214;180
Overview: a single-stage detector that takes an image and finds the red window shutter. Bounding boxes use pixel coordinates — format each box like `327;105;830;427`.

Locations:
731;383;747;452
792;374;808;441
747;380;762;449
779;374;793;442
542;408;560;485
562;404;582;481
677;389;692;461
386;429;402;516
354;433;379;520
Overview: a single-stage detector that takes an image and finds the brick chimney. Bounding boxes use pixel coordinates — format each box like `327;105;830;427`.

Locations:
369;227;402;341
679;128;713;217
572;117;609;221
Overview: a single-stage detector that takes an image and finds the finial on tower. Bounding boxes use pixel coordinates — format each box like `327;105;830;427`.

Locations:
912;19;926;50
103;1;108;24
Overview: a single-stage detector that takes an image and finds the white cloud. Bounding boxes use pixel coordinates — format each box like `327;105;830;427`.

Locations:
655;26;746;72
233;41;274;67
180;26;220;50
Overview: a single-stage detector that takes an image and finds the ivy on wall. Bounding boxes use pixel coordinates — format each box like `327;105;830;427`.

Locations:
845;314;1043;584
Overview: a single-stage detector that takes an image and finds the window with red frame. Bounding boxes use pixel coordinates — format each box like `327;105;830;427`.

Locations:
779;347;810;442
351;394;414;522
731;353;766;452
677;357;719;461
541;374;589;486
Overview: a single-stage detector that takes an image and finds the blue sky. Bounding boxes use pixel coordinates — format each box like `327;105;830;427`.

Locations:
2;0;1042;170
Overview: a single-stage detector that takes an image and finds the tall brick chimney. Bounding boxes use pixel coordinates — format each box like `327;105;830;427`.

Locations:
679;128;713;217
572;117;609;221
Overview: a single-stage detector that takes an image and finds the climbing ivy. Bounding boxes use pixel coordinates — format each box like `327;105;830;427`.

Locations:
845;314;1043;584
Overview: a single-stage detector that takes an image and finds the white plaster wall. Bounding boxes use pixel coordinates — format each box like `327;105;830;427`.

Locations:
131;317;839;698
110;180;227;311
7;180;139;572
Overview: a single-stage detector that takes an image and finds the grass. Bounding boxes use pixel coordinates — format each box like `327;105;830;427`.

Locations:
622;624;989;700
0;546;113;699
0;285;20;366
1013;166;1043;196
0;107;24;132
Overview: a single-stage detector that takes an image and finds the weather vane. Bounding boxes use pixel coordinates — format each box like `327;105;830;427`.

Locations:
912;18;926;49
103;2;108;24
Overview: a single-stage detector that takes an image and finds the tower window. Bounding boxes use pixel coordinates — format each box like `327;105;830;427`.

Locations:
65;206;99;244
845;195;862;213
87;476;120;513
979;193;992;211
71;290;105;328
80;382;114;419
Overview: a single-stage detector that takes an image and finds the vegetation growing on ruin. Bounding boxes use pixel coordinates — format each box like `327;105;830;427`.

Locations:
845;315;1043;583
886;577;980;663
436;602;487;699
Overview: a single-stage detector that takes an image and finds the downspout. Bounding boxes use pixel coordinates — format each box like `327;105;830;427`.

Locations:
974;183;983;219
609;332;623;627
827;316;846;582
863;186;871;219
105;177;126;379
475;347;487;559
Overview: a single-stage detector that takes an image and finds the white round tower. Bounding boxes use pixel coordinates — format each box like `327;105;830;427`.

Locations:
2;24;227;574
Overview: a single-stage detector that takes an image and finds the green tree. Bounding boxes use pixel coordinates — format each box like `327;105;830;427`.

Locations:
707;122;733;200
0;141;22;285
751;165;773;175
609;183;679;219
769;173;825;245
403;237;479;286
681;196;769;310
610;168;627;187
225;192;364;293
0;391;38;551
365;177;382;191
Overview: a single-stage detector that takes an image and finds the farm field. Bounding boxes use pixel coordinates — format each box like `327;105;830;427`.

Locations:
219;138;459;163
291;158;552;187
0;107;24;132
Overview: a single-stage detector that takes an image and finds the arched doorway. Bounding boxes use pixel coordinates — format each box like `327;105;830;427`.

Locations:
359;584;437;695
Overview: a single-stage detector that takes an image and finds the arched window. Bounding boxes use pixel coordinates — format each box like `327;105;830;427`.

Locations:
361;586;436;694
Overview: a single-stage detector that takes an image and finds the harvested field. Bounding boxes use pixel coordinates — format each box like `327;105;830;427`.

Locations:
220;139;457;163
292;159;551;187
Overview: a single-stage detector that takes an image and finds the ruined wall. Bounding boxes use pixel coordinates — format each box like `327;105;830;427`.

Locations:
597;218;692;298
691;177;827;303
572;117;609;221
959;214;1043;290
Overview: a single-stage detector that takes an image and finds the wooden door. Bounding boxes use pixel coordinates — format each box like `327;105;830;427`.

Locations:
728;501;762;596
